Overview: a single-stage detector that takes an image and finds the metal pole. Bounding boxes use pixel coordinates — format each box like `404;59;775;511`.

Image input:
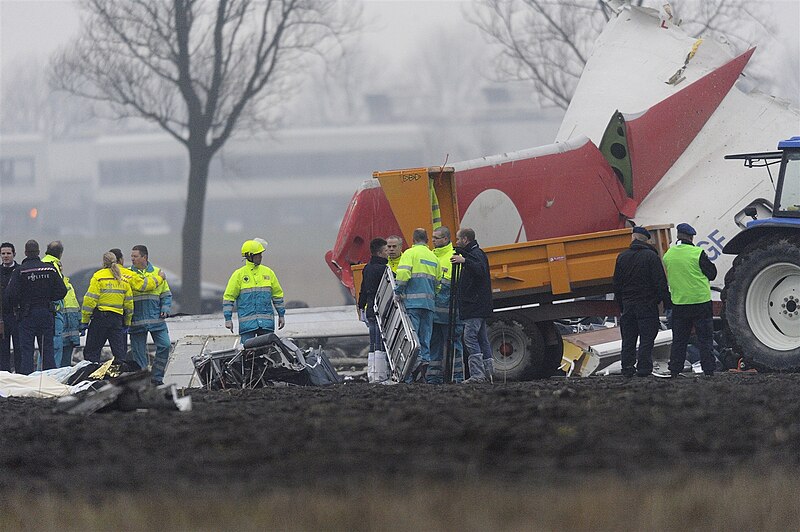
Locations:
444;261;460;383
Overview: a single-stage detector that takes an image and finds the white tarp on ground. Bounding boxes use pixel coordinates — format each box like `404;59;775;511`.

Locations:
0;362;99;398
0;372;72;398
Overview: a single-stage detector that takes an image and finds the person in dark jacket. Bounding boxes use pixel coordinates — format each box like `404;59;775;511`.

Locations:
358;238;389;382
0;242;20;372
663;223;718;377
613;226;671;377
451;227;494;383
5;240;68;374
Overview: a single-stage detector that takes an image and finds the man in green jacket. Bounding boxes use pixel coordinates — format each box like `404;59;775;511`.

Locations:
663;223;718;377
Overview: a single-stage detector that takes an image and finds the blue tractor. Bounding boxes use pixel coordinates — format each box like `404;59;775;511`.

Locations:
722;136;800;370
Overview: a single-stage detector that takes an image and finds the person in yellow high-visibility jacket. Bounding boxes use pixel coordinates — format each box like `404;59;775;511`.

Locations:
394;228;441;381
81;252;133;363
224;240;286;343
109;248;166;293
42;241;67;369
60;275;81;368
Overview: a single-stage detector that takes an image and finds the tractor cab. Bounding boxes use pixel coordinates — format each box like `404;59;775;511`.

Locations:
723;136;800;255
775;137;800;216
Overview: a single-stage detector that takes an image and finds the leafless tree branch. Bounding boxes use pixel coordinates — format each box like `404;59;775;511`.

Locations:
49;0;359;313
469;0;776;110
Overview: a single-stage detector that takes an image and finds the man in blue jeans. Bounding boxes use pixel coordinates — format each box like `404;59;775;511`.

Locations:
451;228;494;384
394;228;441;382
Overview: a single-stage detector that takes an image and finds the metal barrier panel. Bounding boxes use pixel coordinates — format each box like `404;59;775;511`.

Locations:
374;267;419;382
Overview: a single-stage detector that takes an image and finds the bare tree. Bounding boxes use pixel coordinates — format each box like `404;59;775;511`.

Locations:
1;57;102;137
469;0;777;110
51;0;357;313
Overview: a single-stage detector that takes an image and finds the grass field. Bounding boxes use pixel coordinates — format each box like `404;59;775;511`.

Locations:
1;470;797;531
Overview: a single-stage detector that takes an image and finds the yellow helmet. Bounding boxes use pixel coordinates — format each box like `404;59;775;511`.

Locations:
241;240;265;257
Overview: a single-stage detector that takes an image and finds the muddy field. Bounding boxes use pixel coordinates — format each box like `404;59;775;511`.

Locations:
3;373;800;530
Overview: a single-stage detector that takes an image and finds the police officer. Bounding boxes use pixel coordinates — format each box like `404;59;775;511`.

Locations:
394;228;441;380
613;226;671;377
663;223;718;377
223;240;286;343
5;240;68;374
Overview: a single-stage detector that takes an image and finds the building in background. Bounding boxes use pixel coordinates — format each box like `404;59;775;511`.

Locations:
0;87;563;306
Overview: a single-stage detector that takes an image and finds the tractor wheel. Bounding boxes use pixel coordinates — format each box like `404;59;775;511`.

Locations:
486;313;562;380
721;235;800;370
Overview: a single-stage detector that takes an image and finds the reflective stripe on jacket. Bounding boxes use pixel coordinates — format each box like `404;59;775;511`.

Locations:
42;254;65;312
62;308;81;341
394;243;441;311
81;268;133;326
432;242;460;324
62;276;81;339
223;261;285;334
388;256;401;274
129;263;171;332
120;265;164;293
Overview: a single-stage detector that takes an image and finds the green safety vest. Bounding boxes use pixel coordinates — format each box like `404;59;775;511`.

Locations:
663;243;711;305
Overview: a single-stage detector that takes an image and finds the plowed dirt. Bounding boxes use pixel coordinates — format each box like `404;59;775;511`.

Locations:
2;373;799;498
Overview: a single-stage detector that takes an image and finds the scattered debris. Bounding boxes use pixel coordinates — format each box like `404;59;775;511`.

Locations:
192;333;342;389
54;370;192;415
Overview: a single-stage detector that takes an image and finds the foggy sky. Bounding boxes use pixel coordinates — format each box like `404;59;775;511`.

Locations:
1;1;798;105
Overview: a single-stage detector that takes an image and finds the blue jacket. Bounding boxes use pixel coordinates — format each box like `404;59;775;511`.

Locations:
130;263;171;333
432;242;461;324
223;260;285;334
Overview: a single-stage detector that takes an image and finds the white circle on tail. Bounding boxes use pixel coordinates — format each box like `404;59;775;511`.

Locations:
459;189;526;247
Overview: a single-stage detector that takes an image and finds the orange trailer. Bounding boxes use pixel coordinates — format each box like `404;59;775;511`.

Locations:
353;166;671;379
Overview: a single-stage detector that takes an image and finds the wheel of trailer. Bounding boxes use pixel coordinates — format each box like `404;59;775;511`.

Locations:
722;236;800;370
486;313;561;380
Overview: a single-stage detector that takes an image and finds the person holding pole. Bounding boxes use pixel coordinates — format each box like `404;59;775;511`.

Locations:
429;226;464;384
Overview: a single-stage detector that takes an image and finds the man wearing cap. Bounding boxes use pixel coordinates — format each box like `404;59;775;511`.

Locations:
663;223;718;377
4;240;67;374
613;226;671;377
223;239;286;343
